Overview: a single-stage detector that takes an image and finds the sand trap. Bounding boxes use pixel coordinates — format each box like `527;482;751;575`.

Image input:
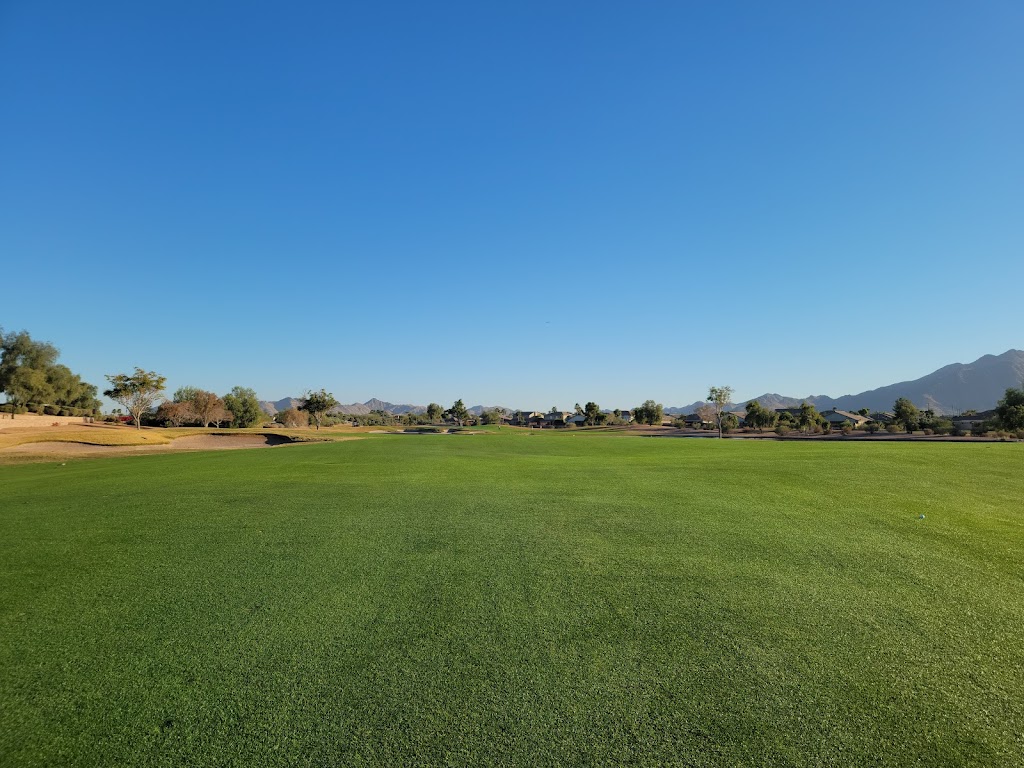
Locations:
1;433;301;458
167;434;296;449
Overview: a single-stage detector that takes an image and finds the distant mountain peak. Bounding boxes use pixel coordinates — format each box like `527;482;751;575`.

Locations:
665;349;1024;415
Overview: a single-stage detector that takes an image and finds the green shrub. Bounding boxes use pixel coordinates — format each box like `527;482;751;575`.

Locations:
775;424;791;436
886;424;901;434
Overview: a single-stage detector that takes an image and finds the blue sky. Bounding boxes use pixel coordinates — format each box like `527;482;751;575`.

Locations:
2;1;1021;409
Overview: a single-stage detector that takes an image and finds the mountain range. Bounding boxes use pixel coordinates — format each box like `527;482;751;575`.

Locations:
665;349;1024;415
259;349;1023;419
257;397;427;417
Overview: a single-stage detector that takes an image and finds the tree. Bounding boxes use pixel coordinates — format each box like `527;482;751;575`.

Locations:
189;390;228;428
104;369;167;429
45;364;100;414
299;389;338;430
798;401;821;434
446;399;469;426
996;387;1024;431
426;403;444;423
696;403;716;429
745;400;763;432
211;402;233;428
0;330;58;417
574;403;584;416
893;397;920;434
172;386;201;405
223;386;265;428
156;400;192;427
584;401;606;426
168;387;229;428
634;400;664;426
744;400;777;433
707;385;734;438
480;409;503;425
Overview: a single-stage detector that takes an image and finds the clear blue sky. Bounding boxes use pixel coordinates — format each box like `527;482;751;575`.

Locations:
2;1;1021;409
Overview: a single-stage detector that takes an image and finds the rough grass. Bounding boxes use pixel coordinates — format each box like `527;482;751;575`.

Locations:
1;433;1022;766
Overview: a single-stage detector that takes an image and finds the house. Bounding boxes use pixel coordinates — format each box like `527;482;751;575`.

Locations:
567;414;587;426
542;411;573;427
510;411;544;427
684;413;711;428
950;410;996;432
822;409;870;428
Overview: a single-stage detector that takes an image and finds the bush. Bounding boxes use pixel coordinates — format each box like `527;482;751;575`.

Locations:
886;424;901;434
775;424;791;436
277;408;309;428
43;405;60;415
923;428;934;435
841;424;853;435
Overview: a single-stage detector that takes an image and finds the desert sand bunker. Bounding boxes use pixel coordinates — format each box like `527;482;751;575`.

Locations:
2;433;301;458
168;434;296;449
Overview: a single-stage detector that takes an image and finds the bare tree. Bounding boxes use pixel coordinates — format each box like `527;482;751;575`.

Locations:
696;403;717;430
277;407;309;427
211;403;233;428
189;390;227;428
156;400;193;427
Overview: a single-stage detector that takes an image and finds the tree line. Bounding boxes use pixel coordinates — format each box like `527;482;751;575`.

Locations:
102;369;342;431
0;329;101;417
4;328;1023;437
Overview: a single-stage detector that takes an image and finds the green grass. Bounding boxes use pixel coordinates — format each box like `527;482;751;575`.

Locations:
2;433;1023;766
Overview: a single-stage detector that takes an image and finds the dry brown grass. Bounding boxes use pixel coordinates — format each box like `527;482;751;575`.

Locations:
0;424;173;450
